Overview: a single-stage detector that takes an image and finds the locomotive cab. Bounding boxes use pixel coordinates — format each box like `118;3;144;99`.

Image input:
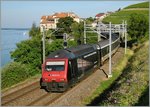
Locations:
41;59;68;92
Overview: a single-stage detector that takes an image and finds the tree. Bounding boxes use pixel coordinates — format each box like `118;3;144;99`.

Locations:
71;22;84;42
86;17;95;24
45;29;56;40
11;37;63;70
11;37;43;69
57;17;75;34
127;13;148;41
86;32;98;44
29;22;41;37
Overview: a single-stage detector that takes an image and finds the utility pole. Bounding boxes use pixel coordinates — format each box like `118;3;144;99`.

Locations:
63;33;67;49
122;20;125;39
108;22;112;78
118;24;121;38
97;22;101;42
42;26;45;64
125;21;127;54
84;20;86;44
42;28;63;64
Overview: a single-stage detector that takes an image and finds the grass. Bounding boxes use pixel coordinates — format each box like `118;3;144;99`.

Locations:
124;2;149;9
84;41;149;106
103;10;149;24
102;1;149;24
83;48;134;105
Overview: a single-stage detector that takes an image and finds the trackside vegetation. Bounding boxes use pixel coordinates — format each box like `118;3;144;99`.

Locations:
1;62;33;89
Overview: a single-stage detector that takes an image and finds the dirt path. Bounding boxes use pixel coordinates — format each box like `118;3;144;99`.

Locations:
1;48;124;106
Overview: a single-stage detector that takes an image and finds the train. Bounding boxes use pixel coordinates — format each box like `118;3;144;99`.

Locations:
40;33;120;92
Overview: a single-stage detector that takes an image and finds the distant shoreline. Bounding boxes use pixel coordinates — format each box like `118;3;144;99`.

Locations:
1;28;30;30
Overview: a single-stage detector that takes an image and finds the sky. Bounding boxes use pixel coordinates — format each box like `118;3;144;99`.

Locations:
1;0;145;28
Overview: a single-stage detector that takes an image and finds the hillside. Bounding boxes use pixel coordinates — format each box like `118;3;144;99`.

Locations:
124;1;149;9
98;41;149;106
102;2;149;24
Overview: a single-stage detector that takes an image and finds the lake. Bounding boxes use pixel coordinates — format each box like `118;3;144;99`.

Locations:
1;29;30;67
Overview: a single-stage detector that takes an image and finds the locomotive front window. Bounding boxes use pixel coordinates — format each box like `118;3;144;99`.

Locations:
45;61;65;71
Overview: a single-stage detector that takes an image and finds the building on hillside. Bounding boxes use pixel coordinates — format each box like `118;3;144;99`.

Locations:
80;18;86;22
95;13;106;21
95;11;114;22
40;12;80;32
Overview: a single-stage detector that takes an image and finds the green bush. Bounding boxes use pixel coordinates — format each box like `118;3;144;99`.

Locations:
1;62;35;89
127;13;148;41
46;39;64;54
67;40;77;47
86;32;98;44
71;22;84;42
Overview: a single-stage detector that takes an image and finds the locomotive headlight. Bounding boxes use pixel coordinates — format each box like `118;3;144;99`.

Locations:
60;78;65;81
44;78;48;81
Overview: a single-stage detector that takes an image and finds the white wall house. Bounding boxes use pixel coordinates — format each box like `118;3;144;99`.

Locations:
40;12;80;32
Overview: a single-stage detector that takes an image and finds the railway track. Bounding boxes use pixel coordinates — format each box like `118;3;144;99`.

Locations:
2;81;40;106
27;93;63;106
1;79;64;106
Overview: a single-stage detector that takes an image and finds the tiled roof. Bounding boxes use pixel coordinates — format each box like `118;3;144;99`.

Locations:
53;13;68;18
41;12;79;19
95;13;105;17
41;16;46;19
48;15;53;19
